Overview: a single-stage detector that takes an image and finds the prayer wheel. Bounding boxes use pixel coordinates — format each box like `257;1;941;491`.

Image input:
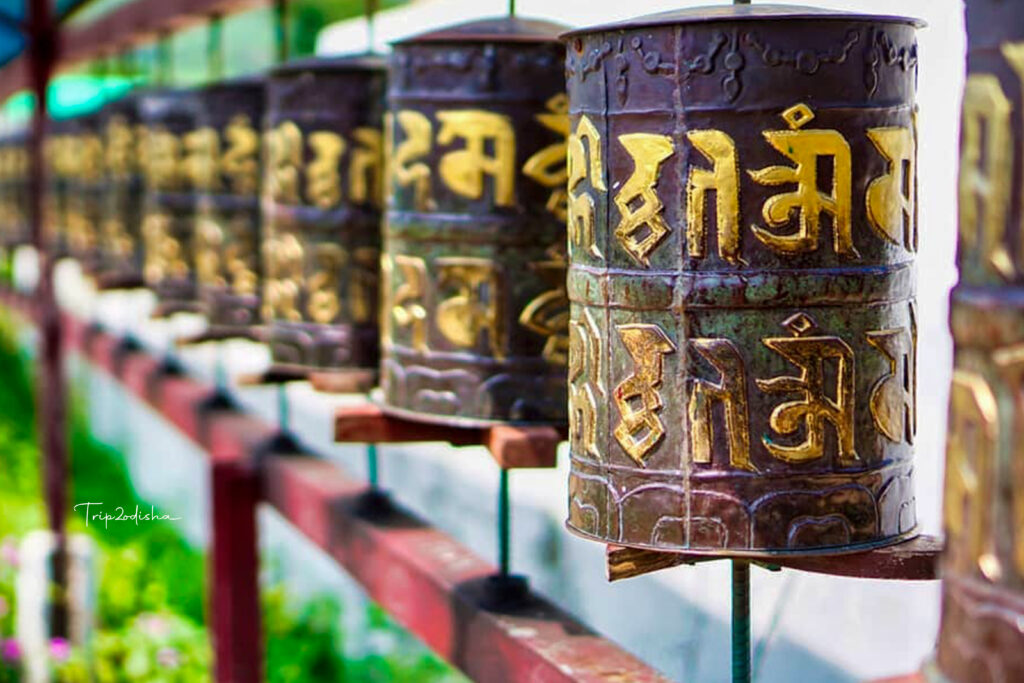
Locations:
193;76;264;336
936;0;1024;679
139;88;200;315
564;6;922;555
96;93;145;289
65;111;105;271
45;117;75;259
379;18;569;426
0;130;28;250
262;56;385;375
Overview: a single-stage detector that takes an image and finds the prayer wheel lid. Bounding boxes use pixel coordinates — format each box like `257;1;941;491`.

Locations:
562;3;924;37
394;16;568;45
270;52;385;77
199;73;265;92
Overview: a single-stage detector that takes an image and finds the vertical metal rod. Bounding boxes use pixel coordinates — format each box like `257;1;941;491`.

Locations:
497;468;510;576
207;13;224;83
28;0;67;641
365;0;378;54
732;560;752;683
366;443;379;488
276;383;289;434
214;344;228;394
156;31;172;86
274;0;290;64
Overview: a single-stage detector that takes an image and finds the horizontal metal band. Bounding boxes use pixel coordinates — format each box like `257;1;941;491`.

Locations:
386;211;557;245
951;285;1024;349
568;261;916;310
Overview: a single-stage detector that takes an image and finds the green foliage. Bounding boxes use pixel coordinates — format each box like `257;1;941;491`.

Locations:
0;309;462;682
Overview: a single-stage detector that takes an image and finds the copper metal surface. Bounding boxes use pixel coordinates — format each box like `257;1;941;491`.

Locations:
96;93;144;288
379;17;569;426
261;56;386;373
139;88;201;314
194;76;264;336
564;5;921;556
935;1;1024;680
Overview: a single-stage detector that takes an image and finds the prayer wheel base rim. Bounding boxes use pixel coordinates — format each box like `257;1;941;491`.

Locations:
564;520;920;559
370;388;568;430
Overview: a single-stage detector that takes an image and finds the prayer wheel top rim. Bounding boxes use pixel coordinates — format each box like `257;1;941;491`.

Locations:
561;3;924;38
197;73;265;94
394;16;568;46
269;53;386;77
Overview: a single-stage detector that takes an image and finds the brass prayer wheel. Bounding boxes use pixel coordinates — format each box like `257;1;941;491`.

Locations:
96;94;145;289
564;6;922;555
194;76;264;336
45;117;77;259
936;0;1024;679
262;56;385;374
379;18;569;426
139;88;201;315
0;130;28;251
65;111;105;271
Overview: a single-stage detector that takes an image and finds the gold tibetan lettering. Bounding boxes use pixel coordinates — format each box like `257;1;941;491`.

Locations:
384;254;429;352
518;244;569;365
757;312;856;464
348;246;378;324
866;126;916;251
522;94;569;221
184;127;221;191
307;243;344;324
261;230;304;323
992;344;1024;576
959;74;1013;278
866;310;916;444
105;116;134;176
147;128;182;191
436;257;505;358
389;110;434;211
944;369;999;578
613;323;676;465
349;127;383;208
437;110;516;206
749;104;856;257
195;216;225;287
614;133;674;266
569;309;603;460
1003;43;1024;274
686;130;743;265
689;338;754;472
306;131;345;209
266;121;303;204
142;212;187;284
222;115;260;195
567;116;606;259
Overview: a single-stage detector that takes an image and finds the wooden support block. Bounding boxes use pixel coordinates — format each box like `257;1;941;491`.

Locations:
92;273;145;291
334;403;561;469
308;369;376;394
606;535;943;583
175;327;260;346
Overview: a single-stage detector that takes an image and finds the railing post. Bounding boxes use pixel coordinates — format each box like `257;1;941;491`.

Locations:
210;449;262;683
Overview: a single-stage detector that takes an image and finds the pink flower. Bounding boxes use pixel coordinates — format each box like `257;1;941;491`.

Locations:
138;614;169;637
156;647;181;669
1;638;20;662
1;539;18;568
48;637;70;663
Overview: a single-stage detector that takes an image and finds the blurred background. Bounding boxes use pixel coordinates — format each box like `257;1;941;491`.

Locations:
0;0;963;681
